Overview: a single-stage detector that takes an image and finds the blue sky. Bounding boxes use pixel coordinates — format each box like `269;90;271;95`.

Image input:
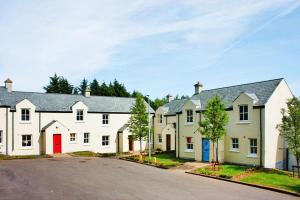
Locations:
0;0;299;98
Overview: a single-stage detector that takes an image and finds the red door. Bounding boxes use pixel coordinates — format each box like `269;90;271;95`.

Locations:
53;134;62;154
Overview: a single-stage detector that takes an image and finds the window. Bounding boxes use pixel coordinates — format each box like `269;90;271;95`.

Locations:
231;138;239;150
102;114;109;125
21;109;30;121
70;133;76;142
187;110;193;123
0;130;2;144
158;114;163;124
186;137;193;151
239;105;248;121
84;133;90;144
22;135;32;147
102;135;109;146
76;109;84;121
158;134;162;143
249;138;257;155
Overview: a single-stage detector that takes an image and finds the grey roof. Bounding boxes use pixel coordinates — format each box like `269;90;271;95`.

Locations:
118;124;129;133
190;78;283;111
0;87;154;113
162;99;188;116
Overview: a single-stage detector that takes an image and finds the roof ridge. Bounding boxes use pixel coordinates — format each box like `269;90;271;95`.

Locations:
201;78;283;93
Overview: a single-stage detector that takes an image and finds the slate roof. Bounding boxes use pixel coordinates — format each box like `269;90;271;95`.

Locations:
190;78;284;111
160;78;284;114
0;87;154;113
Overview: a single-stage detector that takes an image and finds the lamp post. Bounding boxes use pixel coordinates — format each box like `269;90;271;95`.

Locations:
146;95;151;161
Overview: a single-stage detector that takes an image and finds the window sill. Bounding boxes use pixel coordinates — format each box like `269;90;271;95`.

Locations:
101;124;110;127
83;143;91;146
20;121;32;124
184;123;194;126
75;121;85;123
102;146;110;149
69;142;77;144
236;121;251;124
20;147;33;150
229;149;240;153
184;149;194;153
247;154;258;158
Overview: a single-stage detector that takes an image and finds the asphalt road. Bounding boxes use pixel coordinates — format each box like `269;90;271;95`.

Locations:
0;157;297;200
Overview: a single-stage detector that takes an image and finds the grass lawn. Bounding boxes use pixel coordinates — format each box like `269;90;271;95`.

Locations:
241;170;300;193
194;164;300;193
0;154;52;160
71;151;100;157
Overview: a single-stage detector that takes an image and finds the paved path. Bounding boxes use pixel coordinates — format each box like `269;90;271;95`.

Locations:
169;162;210;173
0;157;297;200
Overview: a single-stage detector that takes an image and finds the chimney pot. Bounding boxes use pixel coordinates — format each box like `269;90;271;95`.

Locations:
194;81;203;94
166;94;173;103
4;78;13;92
83;87;91;97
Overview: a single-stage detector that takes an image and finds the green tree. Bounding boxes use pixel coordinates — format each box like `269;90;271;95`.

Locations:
79;78;88;94
112;79;130;97
152;98;167;111
198;95;228;163
44;73;73;94
129;94;149;154
90;79;100;95
99;82;110;96
277;97;300;167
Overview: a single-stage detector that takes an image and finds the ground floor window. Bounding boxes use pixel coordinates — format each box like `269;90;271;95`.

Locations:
22;135;32;147
249;138;257;156
84;133;90;144
231;138;239;151
158;134;162;143
186;137;193;151
102;135;109;146
0;130;2;144
70;133;76;142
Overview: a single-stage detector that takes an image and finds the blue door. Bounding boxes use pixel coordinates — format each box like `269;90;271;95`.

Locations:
202;138;210;162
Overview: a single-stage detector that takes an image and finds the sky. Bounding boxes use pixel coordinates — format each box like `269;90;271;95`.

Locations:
0;0;299;99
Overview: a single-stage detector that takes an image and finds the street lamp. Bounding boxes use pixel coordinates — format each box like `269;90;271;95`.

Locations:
146;95;151;161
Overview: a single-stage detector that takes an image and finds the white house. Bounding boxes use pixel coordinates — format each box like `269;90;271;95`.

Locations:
0;79;153;156
154;78;294;170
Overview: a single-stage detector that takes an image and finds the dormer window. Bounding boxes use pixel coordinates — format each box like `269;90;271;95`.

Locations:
76;109;84;121
158;114;163;124
239;105;248;121
187;110;193;123
21;109;30;121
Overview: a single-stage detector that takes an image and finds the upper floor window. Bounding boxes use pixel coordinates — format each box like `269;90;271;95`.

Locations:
102;114;109;125
102;135;110;146
22;135;32;147
158;114;163;124
239;105;248;121
249;138;257;156
70;133;76;142
187;110;193;123
158;134;162;143
231;138;239;151
0;130;3;144
186;137;193;151
84;133;90;144
21;108;30;121
76;109;84;121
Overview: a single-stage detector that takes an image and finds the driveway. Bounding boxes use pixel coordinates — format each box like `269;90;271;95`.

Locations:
0;157;297;200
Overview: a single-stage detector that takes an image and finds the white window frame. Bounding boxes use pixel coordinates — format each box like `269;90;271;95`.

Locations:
83;133;90;144
231;138;239;152
186;137;194;152
248;138;258;157
158;114;163;124
186;110;193;123
158;134;162;143
0;130;3;144
70;133;77;143
21;108;30;122
102;135;110;147
239;105;249;121
102;114;109;125
21;134;32;149
76;109;84;121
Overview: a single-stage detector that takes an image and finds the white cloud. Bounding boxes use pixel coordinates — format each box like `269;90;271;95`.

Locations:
0;0;298;91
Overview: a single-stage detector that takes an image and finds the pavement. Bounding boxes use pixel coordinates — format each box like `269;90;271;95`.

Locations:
168;161;210;173
0;157;297;200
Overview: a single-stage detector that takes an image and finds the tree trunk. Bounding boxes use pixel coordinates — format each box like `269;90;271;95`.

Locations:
216;139;219;163
212;142;215;163
139;137;142;154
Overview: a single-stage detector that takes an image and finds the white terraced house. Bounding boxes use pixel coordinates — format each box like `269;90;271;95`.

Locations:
154;78;295;170
0;79;153;156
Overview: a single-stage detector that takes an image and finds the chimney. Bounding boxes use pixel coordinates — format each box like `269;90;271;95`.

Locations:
194;81;203;95
166;94;173;103
4;78;13;93
83;87;91;97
